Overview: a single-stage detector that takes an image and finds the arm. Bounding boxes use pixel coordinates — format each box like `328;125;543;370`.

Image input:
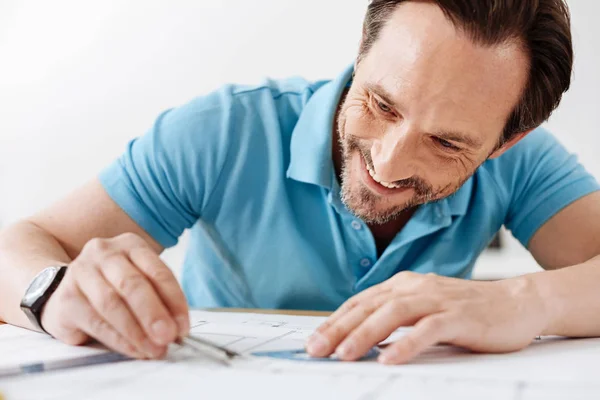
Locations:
0;179;162;326
305;131;600;364
527;191;600;337
1;86;236;357
0;179;188;358
303;227;600;366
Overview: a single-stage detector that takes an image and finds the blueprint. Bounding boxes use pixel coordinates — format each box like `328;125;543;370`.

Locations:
1;310;600;399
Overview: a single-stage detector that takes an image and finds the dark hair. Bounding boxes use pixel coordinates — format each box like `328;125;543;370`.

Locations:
358;0;573;144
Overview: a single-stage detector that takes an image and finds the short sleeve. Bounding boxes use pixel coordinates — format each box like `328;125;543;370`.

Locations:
503;128;600;247
99;88;234;248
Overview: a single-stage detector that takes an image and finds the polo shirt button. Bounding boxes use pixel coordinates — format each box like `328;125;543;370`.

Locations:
360;258;372;268
351;220;362;230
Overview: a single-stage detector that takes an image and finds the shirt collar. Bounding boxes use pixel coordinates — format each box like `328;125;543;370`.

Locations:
444;178;472;217
286;63;471;218
286;64;354;190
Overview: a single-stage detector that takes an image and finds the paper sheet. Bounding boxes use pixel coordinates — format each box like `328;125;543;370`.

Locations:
1;310;600;399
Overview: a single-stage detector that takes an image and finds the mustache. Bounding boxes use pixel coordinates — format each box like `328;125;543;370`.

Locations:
346;135;433;197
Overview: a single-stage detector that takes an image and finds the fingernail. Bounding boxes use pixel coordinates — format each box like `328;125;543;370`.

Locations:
306;332;330;356
151;320;173;344
335;340;355;359
176;315;190;336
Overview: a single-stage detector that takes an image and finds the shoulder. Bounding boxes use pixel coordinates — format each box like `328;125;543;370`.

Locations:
494;127;562;164
178;75;321;115
156;75;322;141
230;76;321;103
477;128;563;198
142;74;327;195
485;127;560;171
475;126;594;234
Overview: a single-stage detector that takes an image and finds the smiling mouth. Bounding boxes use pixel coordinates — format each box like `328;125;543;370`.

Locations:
360;152;403;189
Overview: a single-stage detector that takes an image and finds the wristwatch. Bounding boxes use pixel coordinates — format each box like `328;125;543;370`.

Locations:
20;266;68;334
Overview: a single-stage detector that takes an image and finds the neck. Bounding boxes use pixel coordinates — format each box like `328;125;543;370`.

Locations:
368;208;417;257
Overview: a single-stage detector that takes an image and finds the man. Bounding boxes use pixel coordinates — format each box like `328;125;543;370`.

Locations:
1;0;599;365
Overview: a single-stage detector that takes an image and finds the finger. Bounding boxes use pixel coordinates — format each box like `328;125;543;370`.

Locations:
378;314;456;365
114;233;189;336
316;285;392;336
319;274;419;331
335;296;437;361
72;287;148;359
307;292;391;357
128;247;190;336
100;255;178;346
75;265;165;359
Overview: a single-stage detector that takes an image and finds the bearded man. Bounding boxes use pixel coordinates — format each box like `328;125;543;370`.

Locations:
2;0;599;365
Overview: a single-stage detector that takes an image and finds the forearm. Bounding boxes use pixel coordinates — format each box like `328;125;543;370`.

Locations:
527;254;600;337
0;220;72;328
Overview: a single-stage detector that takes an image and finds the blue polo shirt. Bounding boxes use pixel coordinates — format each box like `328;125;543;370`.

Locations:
99;65;599;311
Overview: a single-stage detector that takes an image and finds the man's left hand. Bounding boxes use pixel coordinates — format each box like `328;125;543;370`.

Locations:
305;271;550;364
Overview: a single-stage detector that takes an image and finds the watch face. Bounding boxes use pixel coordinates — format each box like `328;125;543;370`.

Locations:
22;267;59;307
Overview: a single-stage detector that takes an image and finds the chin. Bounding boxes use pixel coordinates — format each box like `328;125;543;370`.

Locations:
339;147;430;223
341;178;413;224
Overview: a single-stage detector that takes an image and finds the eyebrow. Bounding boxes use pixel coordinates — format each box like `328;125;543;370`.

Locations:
364;82;483;150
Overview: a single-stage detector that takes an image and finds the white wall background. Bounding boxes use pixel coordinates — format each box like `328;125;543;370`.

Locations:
1;1;598;280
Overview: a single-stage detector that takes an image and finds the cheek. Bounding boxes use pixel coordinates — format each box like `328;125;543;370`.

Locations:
429;157;477;194
346;152;371;193
348;152;362;180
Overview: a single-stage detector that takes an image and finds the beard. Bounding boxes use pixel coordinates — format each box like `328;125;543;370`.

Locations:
337;120;473;225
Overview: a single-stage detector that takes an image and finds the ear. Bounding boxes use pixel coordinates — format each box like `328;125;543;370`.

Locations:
488;129;534;159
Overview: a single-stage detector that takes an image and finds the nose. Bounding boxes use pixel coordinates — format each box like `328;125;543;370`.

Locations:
370;126;416;182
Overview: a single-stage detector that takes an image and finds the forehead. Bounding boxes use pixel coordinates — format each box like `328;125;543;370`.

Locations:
356;1;529;142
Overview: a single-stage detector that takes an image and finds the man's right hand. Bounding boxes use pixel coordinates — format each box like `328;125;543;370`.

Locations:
41;233;190;359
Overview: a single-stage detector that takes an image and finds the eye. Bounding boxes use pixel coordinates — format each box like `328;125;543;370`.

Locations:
376;100;392;114
433;137;460;151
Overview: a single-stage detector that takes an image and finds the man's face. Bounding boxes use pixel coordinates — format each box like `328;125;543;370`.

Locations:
337;2;529;224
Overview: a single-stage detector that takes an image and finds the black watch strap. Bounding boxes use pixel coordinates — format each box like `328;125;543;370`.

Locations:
20;266;68;334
